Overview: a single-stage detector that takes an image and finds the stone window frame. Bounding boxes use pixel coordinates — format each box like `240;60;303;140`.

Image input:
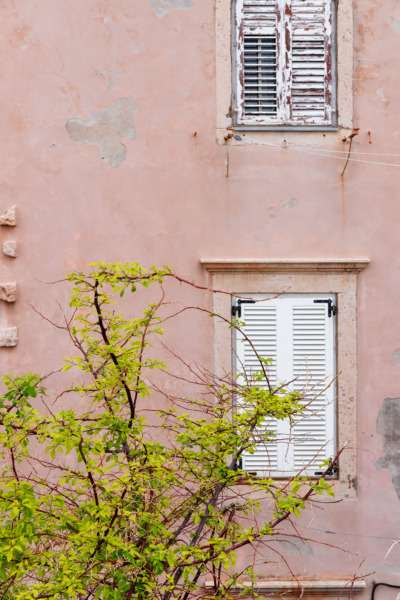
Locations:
201;258;370;499
215;0;354;146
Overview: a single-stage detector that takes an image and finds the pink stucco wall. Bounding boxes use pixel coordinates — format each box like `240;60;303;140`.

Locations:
1;0;400;596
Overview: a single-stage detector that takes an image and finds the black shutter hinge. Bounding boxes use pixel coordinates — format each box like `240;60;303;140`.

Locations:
313;298;337;318
314;458;338;477
232;299;256;318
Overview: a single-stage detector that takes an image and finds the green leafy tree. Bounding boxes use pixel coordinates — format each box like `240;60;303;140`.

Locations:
0;262;338;600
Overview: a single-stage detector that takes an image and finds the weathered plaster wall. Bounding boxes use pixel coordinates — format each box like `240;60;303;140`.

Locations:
0;0;400;595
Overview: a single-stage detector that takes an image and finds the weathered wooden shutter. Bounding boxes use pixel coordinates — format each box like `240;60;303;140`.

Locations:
234;0;334;126
234;0;281;125
235;295;336;477
289;0;334;125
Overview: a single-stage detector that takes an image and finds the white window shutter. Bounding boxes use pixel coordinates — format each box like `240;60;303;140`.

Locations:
290;298;336;472
288;0;334;125
235;295;336;477
235;301;279;472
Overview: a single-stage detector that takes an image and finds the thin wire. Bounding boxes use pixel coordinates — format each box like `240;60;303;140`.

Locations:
247;140;400;168
295;147;400;168
294;148;400;157
309;527;399;541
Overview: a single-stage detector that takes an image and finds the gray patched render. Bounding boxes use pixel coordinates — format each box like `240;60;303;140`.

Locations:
392;349;400;365
376;398;400;498
65;98;138;167
150;0;194;18
390;17;400;33
283;198;298;209
273;535;312;556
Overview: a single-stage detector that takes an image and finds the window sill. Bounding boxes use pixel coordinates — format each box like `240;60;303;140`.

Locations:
232;125;339;132
204;579;367;597
216;127;352;147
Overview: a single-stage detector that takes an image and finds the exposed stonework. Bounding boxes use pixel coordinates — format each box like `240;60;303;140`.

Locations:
0;282;17;302
150;0;194;18
0;327;18;347
376;398;400;499
0;205;16;226
3;241;17;257
65;98;138;167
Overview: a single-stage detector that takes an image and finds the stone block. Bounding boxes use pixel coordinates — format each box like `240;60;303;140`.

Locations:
0;205;16;226
0;327;18;347
3;241;16;257
0;282;17;302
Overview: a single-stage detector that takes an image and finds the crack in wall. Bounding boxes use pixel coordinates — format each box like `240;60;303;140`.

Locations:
65;97;138;167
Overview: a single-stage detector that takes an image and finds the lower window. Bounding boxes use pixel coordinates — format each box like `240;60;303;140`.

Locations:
201;258;370;497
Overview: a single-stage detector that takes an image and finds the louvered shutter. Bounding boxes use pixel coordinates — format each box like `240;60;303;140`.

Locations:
234;0;335;127
289;0;334;124
236;301;279;472
234;295;336;477
234;0;282;125
290;297;335;472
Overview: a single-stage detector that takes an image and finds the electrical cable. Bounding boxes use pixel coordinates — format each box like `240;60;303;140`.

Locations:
372;582;400;600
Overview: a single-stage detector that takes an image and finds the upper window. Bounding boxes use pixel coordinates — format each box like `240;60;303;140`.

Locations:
233;0;336;128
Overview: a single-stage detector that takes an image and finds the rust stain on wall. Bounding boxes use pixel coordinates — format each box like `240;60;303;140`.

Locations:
65;97;138;167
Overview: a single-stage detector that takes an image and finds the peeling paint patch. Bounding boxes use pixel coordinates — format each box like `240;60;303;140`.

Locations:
150;0;194;18
377;88;386;102
274;535;313;556
390;17;400;33
105;69;126;90
376;398;400;499
65;98;138;167
104;16;115;34
392;348;400;365
283;198;298;209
